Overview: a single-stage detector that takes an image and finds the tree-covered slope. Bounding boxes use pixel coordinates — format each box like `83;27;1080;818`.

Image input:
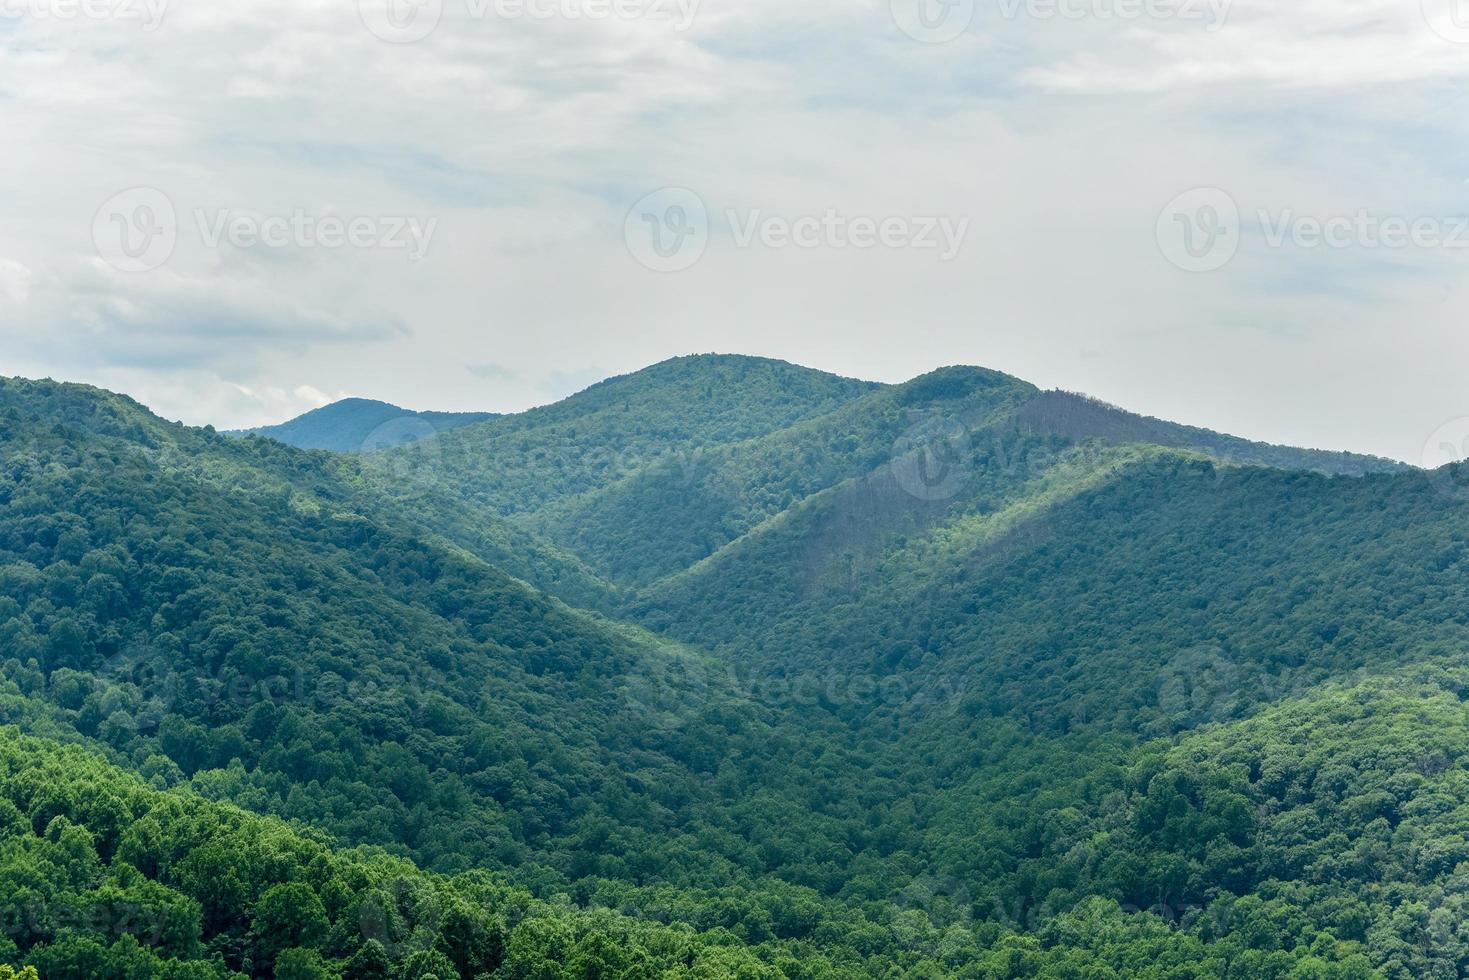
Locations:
5;361;1465;980
328;355;885;605
14;662;1458;980
0;727;895;979
400;355;882;524
631;414;1156;640
1013;390;1406;478
0;375;1091;970
543;360;1424;743
525;366;1037;587
638;446;1469;736
909;662;1469;979
0;377;882;903
12;660;1466;978
365;356;1398;604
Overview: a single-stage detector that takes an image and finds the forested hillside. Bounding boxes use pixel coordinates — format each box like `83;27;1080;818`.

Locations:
1;357;1464;979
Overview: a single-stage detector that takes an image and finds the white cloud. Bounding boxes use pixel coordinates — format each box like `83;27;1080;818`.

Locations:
1022;1;1469;94
0;259;34;303
0;0;1464;463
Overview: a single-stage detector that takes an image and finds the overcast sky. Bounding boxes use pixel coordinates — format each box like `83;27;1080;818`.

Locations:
2;0;1468;463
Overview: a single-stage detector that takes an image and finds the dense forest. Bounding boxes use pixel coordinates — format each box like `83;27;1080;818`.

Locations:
0;355;1463;978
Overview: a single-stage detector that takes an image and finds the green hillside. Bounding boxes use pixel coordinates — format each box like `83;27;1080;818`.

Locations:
0;378;868;895
525;366;1036;587
409;355;881;519
635;450;1464;733
2;358;1464;979
0;727;890;979
365;356;1400;605
314;355;885;607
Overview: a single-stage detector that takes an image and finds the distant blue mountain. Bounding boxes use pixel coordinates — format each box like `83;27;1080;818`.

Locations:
228;397;495;452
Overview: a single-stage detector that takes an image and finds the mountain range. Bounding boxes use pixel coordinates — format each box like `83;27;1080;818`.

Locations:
0;354;1462;979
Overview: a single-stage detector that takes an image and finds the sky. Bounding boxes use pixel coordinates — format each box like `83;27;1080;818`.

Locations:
2;0;1468;464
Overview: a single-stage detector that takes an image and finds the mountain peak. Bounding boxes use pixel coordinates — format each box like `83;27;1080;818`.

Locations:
232;398;495;452
589;352;878;395
894;364;1037;406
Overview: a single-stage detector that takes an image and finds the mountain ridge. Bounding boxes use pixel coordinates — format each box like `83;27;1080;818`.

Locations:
28;355;1412;475
1;359;1464;979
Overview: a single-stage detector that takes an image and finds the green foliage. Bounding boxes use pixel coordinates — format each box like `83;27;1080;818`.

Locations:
0;728;847;978
0;357;1461;979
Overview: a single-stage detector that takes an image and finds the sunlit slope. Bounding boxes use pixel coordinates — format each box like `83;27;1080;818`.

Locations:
0;377;823;884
